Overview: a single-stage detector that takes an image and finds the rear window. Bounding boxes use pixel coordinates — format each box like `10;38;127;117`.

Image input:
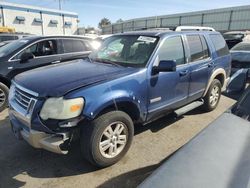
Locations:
187;35;209;62
210;34;229;57
231;42;250;51
62;39;89;53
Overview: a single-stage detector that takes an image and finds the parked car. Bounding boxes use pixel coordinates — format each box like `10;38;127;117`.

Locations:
223;31;250;49
0;35;94;111
230;41;250;75
9;31;231;167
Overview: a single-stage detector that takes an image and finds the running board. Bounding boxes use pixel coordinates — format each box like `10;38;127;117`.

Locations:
174;100;204;117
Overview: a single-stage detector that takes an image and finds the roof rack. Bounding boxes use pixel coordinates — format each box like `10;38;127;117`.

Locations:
175;26;216;31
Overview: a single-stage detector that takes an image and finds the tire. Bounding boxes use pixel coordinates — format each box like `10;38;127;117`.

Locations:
0;83;9;112
81;111;134;167
203;79;222;112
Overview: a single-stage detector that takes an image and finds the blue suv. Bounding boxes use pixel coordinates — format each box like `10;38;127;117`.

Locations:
9;31;231;167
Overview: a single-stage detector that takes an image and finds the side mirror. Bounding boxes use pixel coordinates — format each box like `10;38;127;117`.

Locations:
20;52;34;63
152;60;176;74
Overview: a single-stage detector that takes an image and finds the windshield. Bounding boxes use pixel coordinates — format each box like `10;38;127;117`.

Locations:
231;42;250;51
0;39;29;58
89;35;159;67
223;33;244;40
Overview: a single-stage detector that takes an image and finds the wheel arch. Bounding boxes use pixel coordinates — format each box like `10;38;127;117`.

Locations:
203;68;226;97
0;75;11;88
87;100;143;123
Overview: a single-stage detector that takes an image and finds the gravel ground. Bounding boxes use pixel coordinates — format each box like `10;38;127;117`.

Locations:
0;95;235;188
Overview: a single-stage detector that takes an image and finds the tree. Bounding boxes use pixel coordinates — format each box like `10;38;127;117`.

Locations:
116;19;123;23
98;18;111;29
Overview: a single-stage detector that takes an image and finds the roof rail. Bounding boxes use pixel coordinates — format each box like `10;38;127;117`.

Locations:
175;26;216;31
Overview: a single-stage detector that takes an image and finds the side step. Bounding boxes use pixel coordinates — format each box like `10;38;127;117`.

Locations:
174;100;204;117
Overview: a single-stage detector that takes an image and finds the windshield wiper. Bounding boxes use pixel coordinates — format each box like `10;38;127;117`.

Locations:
93;58;122;67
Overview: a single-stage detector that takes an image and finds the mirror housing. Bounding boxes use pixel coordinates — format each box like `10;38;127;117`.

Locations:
152;60;176;74
20;52;34;63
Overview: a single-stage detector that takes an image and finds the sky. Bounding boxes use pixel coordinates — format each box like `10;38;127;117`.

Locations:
4;0;250;28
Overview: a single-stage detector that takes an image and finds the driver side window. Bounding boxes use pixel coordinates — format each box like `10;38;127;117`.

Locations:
158;36;185;66
15;40;57;59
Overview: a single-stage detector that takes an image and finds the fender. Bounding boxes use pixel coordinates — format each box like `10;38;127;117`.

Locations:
0;75;11;87
203;68;226;97
82;90;146;121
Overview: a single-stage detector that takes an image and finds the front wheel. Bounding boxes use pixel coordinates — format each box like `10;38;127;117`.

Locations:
81;111;134;167
0;83;9;112
203;79;222;112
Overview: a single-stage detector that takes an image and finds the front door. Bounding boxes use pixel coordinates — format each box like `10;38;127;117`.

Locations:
10;39;60;78
147;36;190;121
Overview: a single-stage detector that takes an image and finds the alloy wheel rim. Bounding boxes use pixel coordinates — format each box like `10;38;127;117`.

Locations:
99;121;127;159
210;85;219;107
0;88;6;107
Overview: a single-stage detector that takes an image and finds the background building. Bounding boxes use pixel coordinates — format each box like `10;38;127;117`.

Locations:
0;2;79;35
102;5;250;34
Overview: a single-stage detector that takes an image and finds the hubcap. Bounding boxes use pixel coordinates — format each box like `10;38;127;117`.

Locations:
99;121;127;158
210;85;220;107
0;88;6;107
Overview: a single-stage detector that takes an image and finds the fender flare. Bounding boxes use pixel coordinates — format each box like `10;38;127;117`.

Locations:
83;93;145;121
203;68;226;97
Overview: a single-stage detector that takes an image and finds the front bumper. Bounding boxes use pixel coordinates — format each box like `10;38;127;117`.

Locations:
9;109;70;154
21;127;69;154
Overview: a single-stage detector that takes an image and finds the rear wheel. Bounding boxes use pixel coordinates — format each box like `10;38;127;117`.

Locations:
0;83;9;112
203;79;222;112
81;111;134;167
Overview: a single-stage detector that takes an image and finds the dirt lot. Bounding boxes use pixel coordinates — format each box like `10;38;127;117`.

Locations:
0;96;235;188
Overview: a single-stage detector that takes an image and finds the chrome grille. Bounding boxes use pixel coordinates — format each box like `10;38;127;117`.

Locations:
13;85;37;113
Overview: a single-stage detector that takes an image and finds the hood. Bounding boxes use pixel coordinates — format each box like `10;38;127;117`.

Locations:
230;51;250;62
14;59;137;97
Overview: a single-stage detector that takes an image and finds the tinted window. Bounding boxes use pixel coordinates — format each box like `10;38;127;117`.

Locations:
63;39;88;53
16;40;57;59
158;36;185;66
231;42;250;51
186;35;204;62
0;35;18;42
210;34;229;57
200;36;209;59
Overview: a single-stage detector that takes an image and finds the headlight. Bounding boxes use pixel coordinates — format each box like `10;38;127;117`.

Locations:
40;97;84;120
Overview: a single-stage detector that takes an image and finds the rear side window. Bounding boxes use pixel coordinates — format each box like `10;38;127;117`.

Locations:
210;34;229;57
187;35;209;62
62;39;88;53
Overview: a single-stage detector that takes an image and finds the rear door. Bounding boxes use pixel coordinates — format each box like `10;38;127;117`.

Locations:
59;38;92;62
185;34;210;102
10;39;60;77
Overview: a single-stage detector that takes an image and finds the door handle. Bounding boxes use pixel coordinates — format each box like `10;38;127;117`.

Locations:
51;60;60;64
179;70;189;77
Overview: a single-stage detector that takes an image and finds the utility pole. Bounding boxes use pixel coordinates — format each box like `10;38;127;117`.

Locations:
59;0;62;10
55;0;62;10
